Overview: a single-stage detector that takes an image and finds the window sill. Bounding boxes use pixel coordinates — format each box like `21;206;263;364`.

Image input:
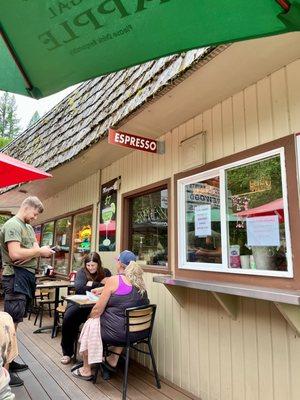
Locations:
153;275;300;335
153;275;300;304
140;265;171;274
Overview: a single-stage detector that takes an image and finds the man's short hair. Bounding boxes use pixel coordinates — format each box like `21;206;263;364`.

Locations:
21;196;44;213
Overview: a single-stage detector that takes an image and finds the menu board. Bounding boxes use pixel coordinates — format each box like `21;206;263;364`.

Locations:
99;178;118;252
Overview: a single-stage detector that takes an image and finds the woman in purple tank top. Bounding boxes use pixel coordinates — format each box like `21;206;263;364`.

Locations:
72;250;149;381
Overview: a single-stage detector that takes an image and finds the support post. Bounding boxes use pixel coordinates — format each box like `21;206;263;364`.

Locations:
274;302;300;336
212;292;239;320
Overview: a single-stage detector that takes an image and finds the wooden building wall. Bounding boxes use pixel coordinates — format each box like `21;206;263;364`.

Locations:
40;58;300;399
100;59;300;400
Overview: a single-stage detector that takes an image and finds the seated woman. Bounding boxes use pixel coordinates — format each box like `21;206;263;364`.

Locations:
60;252;111;364
72;250;149;380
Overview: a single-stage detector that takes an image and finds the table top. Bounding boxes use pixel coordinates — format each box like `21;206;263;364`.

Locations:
64;294;97;308
36;280;74;289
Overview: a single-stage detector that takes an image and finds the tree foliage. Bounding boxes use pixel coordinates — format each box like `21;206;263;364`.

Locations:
0;136;13;149
0;92;20;139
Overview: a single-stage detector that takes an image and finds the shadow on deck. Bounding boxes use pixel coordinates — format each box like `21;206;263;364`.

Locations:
12;316;198;400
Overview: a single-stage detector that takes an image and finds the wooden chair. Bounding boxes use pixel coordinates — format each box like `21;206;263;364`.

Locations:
94;304;160;400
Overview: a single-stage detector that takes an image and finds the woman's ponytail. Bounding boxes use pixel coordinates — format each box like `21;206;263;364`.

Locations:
124;261;146;295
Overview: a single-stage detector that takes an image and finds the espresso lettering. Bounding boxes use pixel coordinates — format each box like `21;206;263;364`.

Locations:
74;9;103;29
150;141;156;151
119;133;125;143
115;132;120;142
140;139;145;148
98;0;130;18
38;31;62;51
60;21;79;43
136;138;140;147
124;135;130;144
130;136;136;146
144;140;150;150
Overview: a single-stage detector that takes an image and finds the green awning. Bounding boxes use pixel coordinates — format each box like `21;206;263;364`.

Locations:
1;0;300;99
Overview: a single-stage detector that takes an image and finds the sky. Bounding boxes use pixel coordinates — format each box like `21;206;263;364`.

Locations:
0;84;80;133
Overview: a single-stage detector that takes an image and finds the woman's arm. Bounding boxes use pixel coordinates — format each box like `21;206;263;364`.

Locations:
90;277;116;319
74;269;89;294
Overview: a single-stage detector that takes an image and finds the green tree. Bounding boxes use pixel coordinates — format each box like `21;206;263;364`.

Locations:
0;92;20;139
0;136;12;149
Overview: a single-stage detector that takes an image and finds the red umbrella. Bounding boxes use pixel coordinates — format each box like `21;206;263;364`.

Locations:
0;152;52;188
237;198;284;222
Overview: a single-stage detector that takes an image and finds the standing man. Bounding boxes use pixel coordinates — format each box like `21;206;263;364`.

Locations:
0;196;54;387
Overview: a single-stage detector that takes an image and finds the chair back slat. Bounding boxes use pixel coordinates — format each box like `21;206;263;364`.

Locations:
129;320;152;332
125;304;156;338
127;307;153;317
129;314;152;325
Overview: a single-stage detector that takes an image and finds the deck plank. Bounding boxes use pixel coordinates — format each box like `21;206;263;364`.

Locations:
6;313;200;400
19;320;115;400
12;384;32;400
17;341;67;400
18;330;91;400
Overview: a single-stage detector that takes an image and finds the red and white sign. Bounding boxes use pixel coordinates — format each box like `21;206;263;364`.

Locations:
108;128;158;154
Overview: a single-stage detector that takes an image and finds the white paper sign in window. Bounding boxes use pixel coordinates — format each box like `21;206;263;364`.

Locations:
195;205;211;237
246;215;280;247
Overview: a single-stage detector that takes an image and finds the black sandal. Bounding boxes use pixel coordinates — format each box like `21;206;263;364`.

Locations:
72;368;94;381
71;361;83;372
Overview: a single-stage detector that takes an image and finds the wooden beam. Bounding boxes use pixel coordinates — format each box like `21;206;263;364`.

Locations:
212;292;239;319
274;302;300;336
165;285;186;308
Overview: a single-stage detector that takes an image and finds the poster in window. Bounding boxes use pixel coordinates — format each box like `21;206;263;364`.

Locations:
195;205;212;237
99;178;118;252
246;215;280;246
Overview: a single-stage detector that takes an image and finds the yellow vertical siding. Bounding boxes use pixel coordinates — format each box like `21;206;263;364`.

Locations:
98;58;300;400
39;58;300;399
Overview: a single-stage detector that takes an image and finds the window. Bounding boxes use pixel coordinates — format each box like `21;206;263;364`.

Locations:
33;225;42;244
72;211;93;271
0;214;11;229
40;221;55;269
54;217;72;275
178;148;292;277
128;187;168;268
185;176;222;266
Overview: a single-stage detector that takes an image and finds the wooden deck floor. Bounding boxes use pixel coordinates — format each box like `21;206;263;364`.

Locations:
11;315;198;400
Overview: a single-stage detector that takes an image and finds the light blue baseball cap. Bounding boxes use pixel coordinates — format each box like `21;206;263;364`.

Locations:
118;250;137;266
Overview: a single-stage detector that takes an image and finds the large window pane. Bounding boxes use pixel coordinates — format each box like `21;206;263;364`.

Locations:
40;222;54;270
226;155;288;271
130;188;168;267
72;211;93;271
54;217;72;275
185;177;222;264
33;225;42;244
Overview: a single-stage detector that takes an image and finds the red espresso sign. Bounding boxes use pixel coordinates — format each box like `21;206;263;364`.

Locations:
108;128;157;153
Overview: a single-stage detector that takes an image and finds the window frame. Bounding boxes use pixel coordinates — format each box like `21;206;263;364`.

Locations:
174;135;300;288
122;179;171;274
35;205;93;275
178;147;292;277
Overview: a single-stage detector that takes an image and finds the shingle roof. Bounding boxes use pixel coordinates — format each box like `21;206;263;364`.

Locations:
3;46;219;172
